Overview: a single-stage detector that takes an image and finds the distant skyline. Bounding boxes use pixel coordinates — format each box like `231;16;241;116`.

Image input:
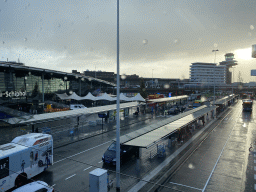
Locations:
1;0;256;82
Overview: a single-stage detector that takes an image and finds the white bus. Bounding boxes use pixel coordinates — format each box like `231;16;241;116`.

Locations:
0;133;53;191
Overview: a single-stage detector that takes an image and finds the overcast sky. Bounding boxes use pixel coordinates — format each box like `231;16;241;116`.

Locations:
1;0;256;82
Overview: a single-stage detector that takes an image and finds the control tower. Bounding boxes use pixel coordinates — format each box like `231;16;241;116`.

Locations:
219;53;238;84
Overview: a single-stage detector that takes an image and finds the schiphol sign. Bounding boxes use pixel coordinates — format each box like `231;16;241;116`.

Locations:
0;91;27;98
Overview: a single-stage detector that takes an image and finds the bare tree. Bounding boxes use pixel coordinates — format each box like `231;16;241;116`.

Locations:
237;71;243;85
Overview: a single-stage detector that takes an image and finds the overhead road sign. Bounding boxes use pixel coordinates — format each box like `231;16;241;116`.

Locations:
251;70;256;76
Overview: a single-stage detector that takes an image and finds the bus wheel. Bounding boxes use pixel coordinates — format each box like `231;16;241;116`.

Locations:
15;173;27;188
38;160;43;167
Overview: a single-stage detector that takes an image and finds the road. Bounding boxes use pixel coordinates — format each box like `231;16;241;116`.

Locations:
151;100;255;192
13;100;253;192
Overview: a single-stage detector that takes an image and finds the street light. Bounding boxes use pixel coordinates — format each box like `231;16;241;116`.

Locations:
152;69;154;88
116;0;121;191
212;49;219;105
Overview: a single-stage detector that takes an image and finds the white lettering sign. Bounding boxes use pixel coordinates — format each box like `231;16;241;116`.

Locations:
3;91;26;98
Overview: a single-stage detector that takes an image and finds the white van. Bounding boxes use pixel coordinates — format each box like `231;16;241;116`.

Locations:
70;104;87;110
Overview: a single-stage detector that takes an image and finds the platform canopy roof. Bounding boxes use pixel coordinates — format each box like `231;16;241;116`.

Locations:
214;94;235;105
3;102;142;125
147;95;189;103
115;105;216;148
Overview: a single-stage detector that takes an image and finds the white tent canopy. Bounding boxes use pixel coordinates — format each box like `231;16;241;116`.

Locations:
119;93;132;101
55;92;145;102
56;93;70;100
82;92;98;100
96;93;116;101
129;93;145;102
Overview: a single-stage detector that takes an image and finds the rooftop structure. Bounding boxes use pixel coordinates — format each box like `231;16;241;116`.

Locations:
219;53;238;84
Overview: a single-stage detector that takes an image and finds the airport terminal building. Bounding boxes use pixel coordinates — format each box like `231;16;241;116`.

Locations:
0;61;115;113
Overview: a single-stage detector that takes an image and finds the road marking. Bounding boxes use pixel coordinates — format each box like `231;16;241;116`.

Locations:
202;110;241;192
52;184;56;187
254;166;256;171
84;166;92;171
255;184;256;190
98;161;102;163
254;154;256;157
254;174;256;180
254;159;256;164
169;181;202;191
54;140;111;164
65;174;76;180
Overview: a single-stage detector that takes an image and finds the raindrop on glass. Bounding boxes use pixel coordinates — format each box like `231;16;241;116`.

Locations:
248;32;252;37
250;25;254;30
121;74;126;80
214;43;218;48
188;163;195;169
164;84;170;89
142;39;148;45
2;41;5;44
198;38;202;42
4;0;7;2
24;38;27;42
174;39;180;44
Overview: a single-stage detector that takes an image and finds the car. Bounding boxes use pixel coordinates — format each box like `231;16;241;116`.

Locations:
168;107;180;115
12;181;54;192
102;141;137;166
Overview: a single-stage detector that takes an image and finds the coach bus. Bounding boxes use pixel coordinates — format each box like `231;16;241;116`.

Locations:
242;99;253;112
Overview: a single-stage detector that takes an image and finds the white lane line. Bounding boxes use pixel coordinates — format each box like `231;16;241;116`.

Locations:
98;160;102;163
202;110;241;192
254;166;256;171
254;174;256;180
54;140;111;164
84;166;92;171
254;184;256;190
169;181;202;191
254;154;256;157
254;159;256;164
65;174;76;180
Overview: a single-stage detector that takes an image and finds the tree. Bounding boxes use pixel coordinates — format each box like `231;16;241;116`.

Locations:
31;82;39;98
139;78;148;99
237;71;243;85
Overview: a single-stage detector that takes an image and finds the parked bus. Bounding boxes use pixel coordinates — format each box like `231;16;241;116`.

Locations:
192;100;205;108
0;133;53;191
242;99;253;112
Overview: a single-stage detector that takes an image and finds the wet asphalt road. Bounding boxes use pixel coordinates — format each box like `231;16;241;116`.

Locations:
158;100;255;192
9;100;252;192
34;113;170;192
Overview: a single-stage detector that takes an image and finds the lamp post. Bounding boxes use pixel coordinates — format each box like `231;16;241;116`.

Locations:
24;76;27;102
232;67;235;94
116;0;121;191
152;69;154;88
212;49;219;105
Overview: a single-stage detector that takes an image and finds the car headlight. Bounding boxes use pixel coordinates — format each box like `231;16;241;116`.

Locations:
113;158;116;161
